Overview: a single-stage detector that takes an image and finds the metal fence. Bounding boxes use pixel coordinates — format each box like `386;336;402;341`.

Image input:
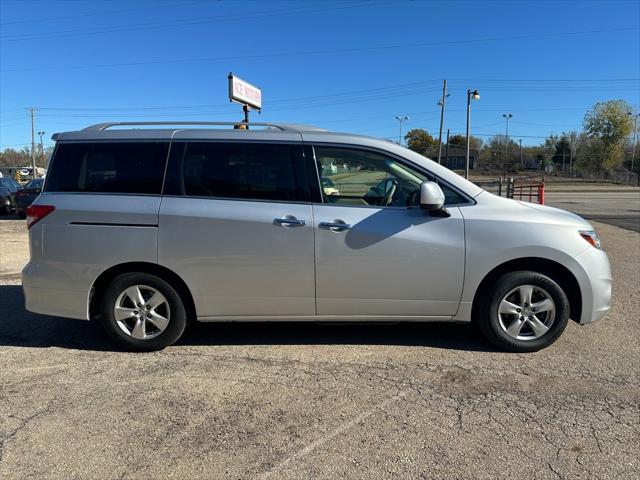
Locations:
475;175;545;204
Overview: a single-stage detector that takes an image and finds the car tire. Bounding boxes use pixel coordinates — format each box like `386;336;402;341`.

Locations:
99;272;187;351
474;271;570;352
2;198;11;215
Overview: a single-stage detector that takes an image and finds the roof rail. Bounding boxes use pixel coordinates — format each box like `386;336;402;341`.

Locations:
82;121;325;132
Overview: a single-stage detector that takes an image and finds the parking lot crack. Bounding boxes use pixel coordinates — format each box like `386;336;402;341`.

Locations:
0;401;54;464
257;389;410;479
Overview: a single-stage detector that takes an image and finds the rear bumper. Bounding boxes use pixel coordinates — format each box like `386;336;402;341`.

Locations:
22;262;89;320
574;246;612;325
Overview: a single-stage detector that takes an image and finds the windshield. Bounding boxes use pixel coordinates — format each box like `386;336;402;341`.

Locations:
0;178;18;188
25;179;43;189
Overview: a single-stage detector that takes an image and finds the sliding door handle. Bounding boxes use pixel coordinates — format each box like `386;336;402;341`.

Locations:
274;216;306;227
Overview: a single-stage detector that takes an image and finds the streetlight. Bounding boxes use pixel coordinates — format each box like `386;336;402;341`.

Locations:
395;115;409;146
465;89;480;179
502;113;513;166
37;131;45;168
436;79;451;164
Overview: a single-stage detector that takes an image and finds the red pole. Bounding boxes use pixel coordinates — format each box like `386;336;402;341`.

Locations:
520;180;524;200
538;181;545;205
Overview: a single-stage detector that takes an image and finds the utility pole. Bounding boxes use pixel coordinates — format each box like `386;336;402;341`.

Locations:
445;129;450;166
37;131;45;167
519;139;523;169
465;89;480;179
561;132;568;172
631;113;639;174
394;116;409;146
28;107;37;179
568;131;577;175
502;113;513;167
436;79;449;164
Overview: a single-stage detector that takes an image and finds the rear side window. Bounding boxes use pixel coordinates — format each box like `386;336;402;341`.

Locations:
45;142;169;194
182;142;308;202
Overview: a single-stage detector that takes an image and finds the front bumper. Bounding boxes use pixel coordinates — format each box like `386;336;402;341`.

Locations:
574;246;612;324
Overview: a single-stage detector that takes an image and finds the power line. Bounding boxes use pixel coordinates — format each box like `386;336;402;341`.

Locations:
447;77;640;82
22;105;621;118
10;80;638;114
0;1;379;42
24;86;445;118
2;26;637;73
452;87;637;93
0;1;207;26
1;77;636;116
3;99;637;126
511;120;583;128
13;79;439;112
0;142;54;148
447;131;565;139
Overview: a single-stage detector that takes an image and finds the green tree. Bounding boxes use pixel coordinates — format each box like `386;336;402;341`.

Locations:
555;137;571;157
0;147;31;167
481;135;520;169
447;134;483;151
0;145;53;169
583;100;634;171
541;135;559;171
404;128;436;156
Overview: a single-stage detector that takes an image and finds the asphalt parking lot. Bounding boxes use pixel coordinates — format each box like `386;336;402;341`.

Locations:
545;186;640;232
1;205;639;479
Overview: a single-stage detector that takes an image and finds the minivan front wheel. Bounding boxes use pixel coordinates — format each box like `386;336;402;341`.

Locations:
475;271;570;352
100;272;187;351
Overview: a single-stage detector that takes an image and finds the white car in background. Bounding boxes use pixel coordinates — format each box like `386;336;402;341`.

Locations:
321;177;340;196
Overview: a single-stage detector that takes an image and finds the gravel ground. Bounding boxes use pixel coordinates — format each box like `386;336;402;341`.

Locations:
0;215;639;480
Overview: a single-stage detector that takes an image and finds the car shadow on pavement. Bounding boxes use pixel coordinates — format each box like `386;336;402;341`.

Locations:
0;284;499;352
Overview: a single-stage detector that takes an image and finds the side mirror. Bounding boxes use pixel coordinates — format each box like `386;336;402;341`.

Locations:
419;181;445;211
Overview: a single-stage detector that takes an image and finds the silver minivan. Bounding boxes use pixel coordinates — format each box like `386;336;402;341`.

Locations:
23;122;612;352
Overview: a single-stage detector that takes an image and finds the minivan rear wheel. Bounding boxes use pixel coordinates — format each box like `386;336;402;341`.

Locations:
100;272;187;351
474;271;570;352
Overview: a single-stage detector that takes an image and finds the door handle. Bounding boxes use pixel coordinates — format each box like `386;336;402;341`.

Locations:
274;216;306;227
319;221;352;231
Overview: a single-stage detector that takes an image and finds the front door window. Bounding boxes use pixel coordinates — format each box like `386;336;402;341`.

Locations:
315;146;425;207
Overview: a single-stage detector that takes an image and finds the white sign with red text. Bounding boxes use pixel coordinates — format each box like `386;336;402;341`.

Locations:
228;74;262;110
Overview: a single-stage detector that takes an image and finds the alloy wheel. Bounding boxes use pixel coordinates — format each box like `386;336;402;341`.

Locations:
113;285;171;340
497;284;556;341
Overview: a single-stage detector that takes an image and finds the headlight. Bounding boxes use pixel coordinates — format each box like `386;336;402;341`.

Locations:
579;230;601;250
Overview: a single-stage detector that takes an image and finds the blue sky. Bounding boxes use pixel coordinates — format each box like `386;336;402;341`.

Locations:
1;0;638;150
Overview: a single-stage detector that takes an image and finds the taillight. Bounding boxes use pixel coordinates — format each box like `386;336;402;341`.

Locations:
26;205;55;229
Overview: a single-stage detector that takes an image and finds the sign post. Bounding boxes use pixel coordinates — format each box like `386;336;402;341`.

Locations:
228;73;262;128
